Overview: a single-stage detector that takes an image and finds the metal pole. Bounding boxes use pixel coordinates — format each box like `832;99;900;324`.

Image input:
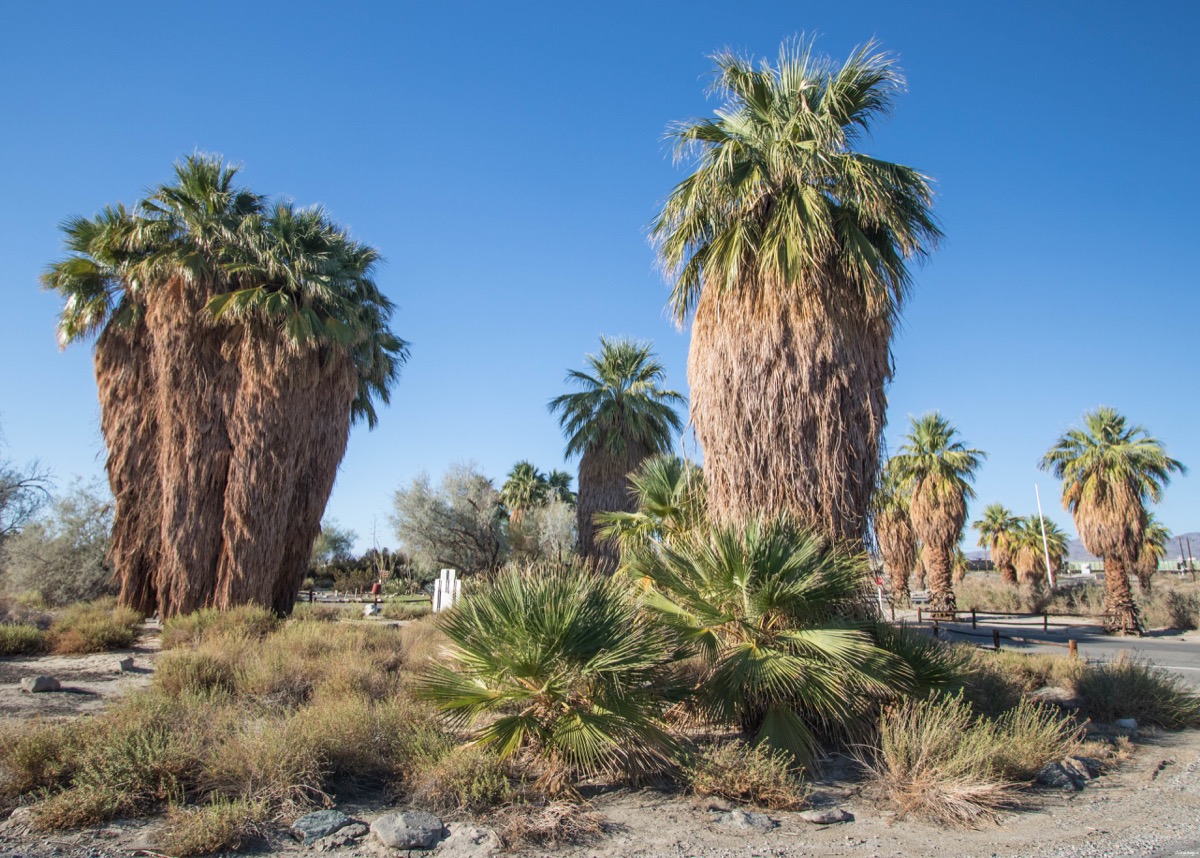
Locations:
1035;483;1056;589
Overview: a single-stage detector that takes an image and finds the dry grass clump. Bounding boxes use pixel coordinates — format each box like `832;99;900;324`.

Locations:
1141;588;1200;631
159;797;268;856
380;599;432;620
955;579;1047;615
46;599;142;654
959;647;1084;718
685;740;807;810
0;594;52;628
0;623;45;656
160;605;278;650
865;693;1078;827
493;799;605;848
410;745;515;814
1074;655;1200;729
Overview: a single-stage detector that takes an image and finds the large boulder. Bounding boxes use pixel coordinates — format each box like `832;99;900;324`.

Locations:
291;809;352;844
371;811;446;850
19;676;60;693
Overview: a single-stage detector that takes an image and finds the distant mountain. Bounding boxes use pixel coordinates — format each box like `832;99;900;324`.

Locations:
967;531;1200;564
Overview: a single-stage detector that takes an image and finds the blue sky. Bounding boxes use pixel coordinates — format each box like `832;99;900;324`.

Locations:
1;1;1196;550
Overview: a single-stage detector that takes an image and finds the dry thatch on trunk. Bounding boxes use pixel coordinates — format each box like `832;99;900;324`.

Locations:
1071;481;1143;632
876;508;915;605
993;543;1017;585
577;443;650;575
690;281;889;544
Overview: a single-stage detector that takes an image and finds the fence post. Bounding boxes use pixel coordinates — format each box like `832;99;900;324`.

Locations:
932;619;939;640
890;602;895;623
308;589;314;604
971;608;977;629
917;607;923;624
993;629;1000;652
1043;612;1049;632
1069;639;1078;659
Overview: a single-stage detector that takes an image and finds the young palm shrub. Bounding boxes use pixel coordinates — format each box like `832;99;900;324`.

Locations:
972;504;1020;586
891;413;984;614
417;569;681;796
872;464;916;605
627;517;917;762
1040;407;1185;633
594;454;706;565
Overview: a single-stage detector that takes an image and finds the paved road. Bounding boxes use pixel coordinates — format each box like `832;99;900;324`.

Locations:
899;612;1200;686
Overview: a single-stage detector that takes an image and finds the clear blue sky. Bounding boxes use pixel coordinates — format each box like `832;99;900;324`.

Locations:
1;1;1196;551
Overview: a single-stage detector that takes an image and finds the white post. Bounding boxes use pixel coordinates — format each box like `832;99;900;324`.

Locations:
453;575;462;608
432;577;442;613
1035;483;1056;590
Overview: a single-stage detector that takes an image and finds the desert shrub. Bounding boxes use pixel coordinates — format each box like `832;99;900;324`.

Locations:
493;799;605;848
0;594;51;628
1046;584;1107;617
380;599;432;620
47;599;142;654
160;797;267;856
410;745;514;813
865;694;1016;826
685;740;807;809
397;615;449;669
1074;655;1200;729
156;649;243;698
990;699;1081;780
955;579;1051;615
160;605;278;650
1141;589;1200;631
0;623;44;656
0;722;81;798
418;569;680;795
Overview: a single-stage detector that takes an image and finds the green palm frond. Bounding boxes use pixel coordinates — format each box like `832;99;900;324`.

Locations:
891;413;985;502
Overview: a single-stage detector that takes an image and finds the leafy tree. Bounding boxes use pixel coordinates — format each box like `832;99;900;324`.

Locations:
972;504;1020;585
391;464;507;575
627;517;915;762
509;498;577;565
1136;514;1171;594
418;569;680;795
499;460;548;523
0;451;51;542
310;519;358;571
595;454;706;563
872;464;916;604
43;155;407;617
652;39;940;542
549;338;684;572
1040;407;1185;632
890;413;984;613
1;481;114;605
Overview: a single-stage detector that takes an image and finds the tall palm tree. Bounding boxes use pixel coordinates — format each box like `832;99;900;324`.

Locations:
44;155;406;617
548;338;684;571
972;504;1020;585
1135;514;1171;594
652;39;940;543
1012;515;1069;588
595;454;706;563
872;463;916;605
1040;407;1184;632
890;413;984;613
500;460;548;523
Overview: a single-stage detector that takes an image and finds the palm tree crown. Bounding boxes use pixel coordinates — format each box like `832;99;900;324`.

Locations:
500;461;548;518
549;337;685;459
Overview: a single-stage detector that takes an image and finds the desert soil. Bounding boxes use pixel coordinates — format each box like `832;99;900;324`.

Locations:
4;632;1200;858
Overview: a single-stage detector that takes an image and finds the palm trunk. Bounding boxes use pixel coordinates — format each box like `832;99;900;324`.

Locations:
924;544;956;613
95;319;161;616
877;511;914;606
1103;555;1141;634
999;562;1017;586
578;443;649;574
688;279;890;544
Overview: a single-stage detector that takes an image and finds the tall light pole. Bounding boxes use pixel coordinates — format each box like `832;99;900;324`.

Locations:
1035;483;1056;589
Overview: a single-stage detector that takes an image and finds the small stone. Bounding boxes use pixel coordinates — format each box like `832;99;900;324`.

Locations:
436;824;502;858
1035;761;1083;791
798;808;854;825
713;809;776;831
364;603;382;617
19;676;60;693
371;810;445;849
116;657;135;673
292;809;352;844
1062;756;1102;780
1114;718;1139;736
1031;686;1079;709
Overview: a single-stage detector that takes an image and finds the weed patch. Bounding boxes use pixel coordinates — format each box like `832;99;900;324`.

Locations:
685;740;807;809
0;623;45;656
1074;655;1200;729
47;599;142;654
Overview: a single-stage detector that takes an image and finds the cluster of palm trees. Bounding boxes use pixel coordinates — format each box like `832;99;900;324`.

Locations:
498;462;575;522
875;407;1183;633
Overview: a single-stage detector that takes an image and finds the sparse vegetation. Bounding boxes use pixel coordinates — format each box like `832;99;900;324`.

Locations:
0;622;44;656
1073;655;1200;729
685;740;807;809
46;599;142;654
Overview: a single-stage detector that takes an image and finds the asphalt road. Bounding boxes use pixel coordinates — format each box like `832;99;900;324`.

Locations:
900;612;1200;686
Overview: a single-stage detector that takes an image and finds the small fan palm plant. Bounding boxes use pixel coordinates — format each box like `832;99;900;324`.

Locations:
417;569;681;796
1040;407;1185;632
872;464;916;605
1136;514;1171;594
973;504;1020;586
595;454;706;564
627;517;913;762
549;338;685;572
891;414;984;614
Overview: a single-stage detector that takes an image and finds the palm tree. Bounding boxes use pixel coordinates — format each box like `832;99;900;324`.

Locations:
499;460;548;523
951;547;970;585
1012;515;1069;588
548;338;685;572
1040;407;1185;632
1135;514;1171;594
872;464;916;605
652;39;940;543
546;470;577;506
627;516;920;762
890;413;984;614
595;454;706;562
43;155;406;617
973;504;1020;585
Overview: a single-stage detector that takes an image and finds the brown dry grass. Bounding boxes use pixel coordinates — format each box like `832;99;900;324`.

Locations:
685;740;807;810
46;599;142;654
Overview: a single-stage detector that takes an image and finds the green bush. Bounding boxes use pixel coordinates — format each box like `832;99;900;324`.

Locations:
0;623;45;656
685;740;807;809
47;599;142;654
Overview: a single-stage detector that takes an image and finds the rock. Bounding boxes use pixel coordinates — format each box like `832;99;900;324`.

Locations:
371;811;446;849
435;824;502;857
713;809;776;831
1114;718;1139;737
312;823;369;851
1031;686;1080;709
798;808;855;825
1035;761;1084;791
1063;756;1102;780
364;603;382;617
5;807;33;829
19;676;60;693
292;809;352;844
116;657;135;673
